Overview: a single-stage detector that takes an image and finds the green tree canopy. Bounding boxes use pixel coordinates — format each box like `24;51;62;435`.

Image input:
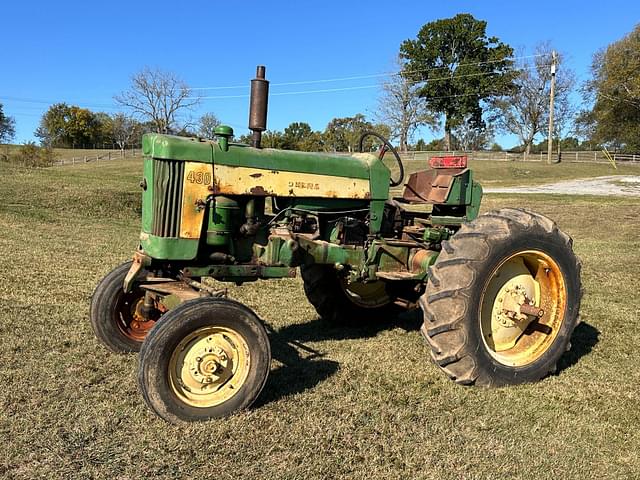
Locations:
0;104;16;143
282;122;324;151
35;103;104;148
581;24;640;151
323;114;389;152
400;13;517;150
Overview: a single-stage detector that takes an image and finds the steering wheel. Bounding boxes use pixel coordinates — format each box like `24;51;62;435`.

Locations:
357;131;404;187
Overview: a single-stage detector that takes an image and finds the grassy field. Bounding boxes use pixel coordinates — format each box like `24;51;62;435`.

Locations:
1;144;127;157
0;145;140;166
1;159;639;479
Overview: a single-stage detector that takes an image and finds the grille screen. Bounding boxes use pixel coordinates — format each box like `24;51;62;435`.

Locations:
152;159;184;237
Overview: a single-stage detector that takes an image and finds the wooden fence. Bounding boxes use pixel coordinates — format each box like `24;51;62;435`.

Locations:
397;150;640;164
53;148;141;166
50;148;640;166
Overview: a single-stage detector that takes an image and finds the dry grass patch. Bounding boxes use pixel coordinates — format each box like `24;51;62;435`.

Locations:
0;161;639;479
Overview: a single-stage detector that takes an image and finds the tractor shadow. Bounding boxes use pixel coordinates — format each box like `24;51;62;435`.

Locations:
556;321;600;374
257;312;599;404
256;309;422;406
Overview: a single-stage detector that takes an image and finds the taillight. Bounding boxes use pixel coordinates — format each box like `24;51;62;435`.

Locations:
429;155;467;169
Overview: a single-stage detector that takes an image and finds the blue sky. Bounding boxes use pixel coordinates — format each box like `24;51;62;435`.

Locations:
2;0;639;147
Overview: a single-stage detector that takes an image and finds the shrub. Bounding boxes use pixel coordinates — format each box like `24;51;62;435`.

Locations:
10;142;56;167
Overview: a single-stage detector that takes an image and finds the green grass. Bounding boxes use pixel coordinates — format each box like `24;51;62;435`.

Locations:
1;159;639;479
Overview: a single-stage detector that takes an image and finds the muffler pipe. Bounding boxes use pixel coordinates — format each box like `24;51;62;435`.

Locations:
249;65;269;148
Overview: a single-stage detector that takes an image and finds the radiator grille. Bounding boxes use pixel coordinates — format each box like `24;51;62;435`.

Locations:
152;159;184;237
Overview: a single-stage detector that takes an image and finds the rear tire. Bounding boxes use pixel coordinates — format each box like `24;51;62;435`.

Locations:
420;208;581;386
301;264;400;325
138;298;271;423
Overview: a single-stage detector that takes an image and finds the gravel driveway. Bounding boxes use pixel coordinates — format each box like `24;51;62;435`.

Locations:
484;175;640;196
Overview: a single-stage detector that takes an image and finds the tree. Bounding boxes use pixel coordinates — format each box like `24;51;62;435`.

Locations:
115;67;199;134
35;103;103;148
376;56;438;152
0;104;16;143
281;122;324;151
414;139;427;151
452;115;495;150
581;24;640;151
400;13;517;151
35;103;67;146
95;112;114;147
493;44;575;158
197;113;220;139
323;114;389;152
111;113;142;151
261;130;285;149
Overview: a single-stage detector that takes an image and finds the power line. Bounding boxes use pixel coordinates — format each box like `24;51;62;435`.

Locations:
191;53;547;91
1;55;549;108
0;96;119;110
191;64;547;101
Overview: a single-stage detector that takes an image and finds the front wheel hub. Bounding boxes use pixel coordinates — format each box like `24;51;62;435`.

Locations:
169;327;250;408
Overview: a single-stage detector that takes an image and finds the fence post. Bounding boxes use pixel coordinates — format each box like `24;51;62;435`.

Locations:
84;155;87;163
72;157;75;165
108;152;111;161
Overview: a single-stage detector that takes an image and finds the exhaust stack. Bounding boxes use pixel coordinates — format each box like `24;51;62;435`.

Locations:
248;65;269;148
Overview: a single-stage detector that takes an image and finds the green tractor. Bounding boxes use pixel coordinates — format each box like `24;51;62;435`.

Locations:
91;66;581;423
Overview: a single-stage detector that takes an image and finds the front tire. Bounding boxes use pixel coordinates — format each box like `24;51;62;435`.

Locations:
138;298;271;423
420;208;581;386
90;261;155;353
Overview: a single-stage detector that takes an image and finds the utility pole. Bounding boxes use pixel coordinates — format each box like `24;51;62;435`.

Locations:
547;51;557;164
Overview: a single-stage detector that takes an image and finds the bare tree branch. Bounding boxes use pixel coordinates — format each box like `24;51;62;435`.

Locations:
114;67;200;134
493;43;576;156
376;56;438;152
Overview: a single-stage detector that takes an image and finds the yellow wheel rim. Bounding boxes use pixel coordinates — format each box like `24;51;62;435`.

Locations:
480;250;567;367
168;326;250;408
340;279;391;309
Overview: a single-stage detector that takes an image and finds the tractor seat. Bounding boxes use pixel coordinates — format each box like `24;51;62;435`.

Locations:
394;168;467;205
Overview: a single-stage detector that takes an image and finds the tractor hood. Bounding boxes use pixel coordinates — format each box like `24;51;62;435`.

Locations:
142;133;391;200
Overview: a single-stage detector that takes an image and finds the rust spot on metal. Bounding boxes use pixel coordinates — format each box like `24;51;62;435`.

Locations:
249;185;269;196
410;249;436;273
519;304;545;318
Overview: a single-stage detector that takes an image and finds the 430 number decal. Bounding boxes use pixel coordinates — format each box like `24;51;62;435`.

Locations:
187;170;212;185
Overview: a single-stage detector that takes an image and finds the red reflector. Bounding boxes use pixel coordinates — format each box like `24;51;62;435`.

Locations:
429;155;467;169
